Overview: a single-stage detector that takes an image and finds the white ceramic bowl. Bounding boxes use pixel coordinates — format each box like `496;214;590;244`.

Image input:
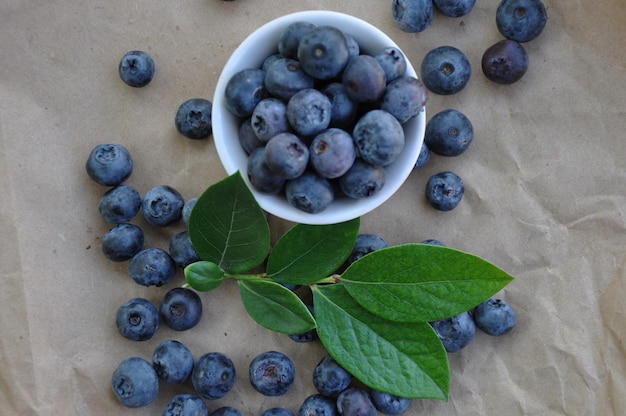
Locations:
212;10;425;225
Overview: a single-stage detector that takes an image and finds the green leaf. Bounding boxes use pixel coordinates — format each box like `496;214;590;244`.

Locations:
188;171;270;274
340;243;515;322
239;279;316;334
312;284;449;400
266;218;360;285
184;261;225;292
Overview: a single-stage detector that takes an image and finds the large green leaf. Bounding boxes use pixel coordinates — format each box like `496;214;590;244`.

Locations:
340;243;515;322
239;279;316;334
188;172;270;274
312;284;449;400
184;261;224;292
266;218;360;285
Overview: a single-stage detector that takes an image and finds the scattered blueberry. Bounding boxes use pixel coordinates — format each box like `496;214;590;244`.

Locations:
247;147;286;194
348;233;389;265
341;54;387;104
321;82;358;129
159;287;203;331
420;46;471;95
297;25;350;80
249;351;296;396
392;0;434;33
298;394;338;416
424;108;473;156
260;407;295;416
374;46;408;83
225;68;268;118
101;223;144;262
163;393;208;416
288;304;318;343
482;39;529;85
433;0;476;17
473;298;517;336
265;58;315;101
251;98;291;142
285;171;334;214
192;352;236;400
118;50;155;88
425;171;464;211
312;354;352;397
86;143;133;186
369;389;412;415
353;109;405;167
175;98;213;140
115;297;159;341
413;142;431;169
210;407;243;416
142;185;184;227
339;159;386;199
264;132;310;179
431;311;476;352
129;247;176;287
278;21;317;59
111;357;159;408
169;231;201;268
182;197;198;227
381;75;428;124
152;339;195;384
336;387;377;416
98;185;141;224
287;88;332;137
496;0;547;43
309;128;356;179
421;238;445;246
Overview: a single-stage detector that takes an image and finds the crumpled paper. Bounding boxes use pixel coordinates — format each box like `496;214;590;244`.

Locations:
1;0;625;415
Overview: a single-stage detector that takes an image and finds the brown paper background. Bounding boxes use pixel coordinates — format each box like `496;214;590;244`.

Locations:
1;0;625;415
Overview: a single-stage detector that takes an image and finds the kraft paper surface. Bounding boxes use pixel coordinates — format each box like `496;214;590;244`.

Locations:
1;1;625;415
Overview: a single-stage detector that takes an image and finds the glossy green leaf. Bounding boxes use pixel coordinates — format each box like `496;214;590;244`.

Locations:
312;284;449;400
188;171;270;274
184;261;225;292
340;243;515;322
239;279;316;334
266;218;360;285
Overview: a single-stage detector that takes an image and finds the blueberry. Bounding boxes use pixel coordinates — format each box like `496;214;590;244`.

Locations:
496;0;547;43
381;75;428;124
111;357;159;408
98;185;142;224
312;354;352;397
129;247;176;287
321;82;358;129
343;32;360;58
265;58;315;101
433;0;476;17
287;88;332;137
163;393;208;416
262;53;285;72
153;339;195;384
285;171;334;214
431;311;476;352
260;408;295;416
142;185;184;227
392;0;434;33
374;46;408;83
102;223;144;262
473;298;517;336
115;297;159;341
336;387;377;416
297;25;350;80
192;352;236;400
159;287;203;331
251;98;291;142
86;143;133;186
118;50;155;88
421;238;445;246
182;197;198;227
369;389;412;415
288;304;318;343
481;39;529;85
169;231;201;268
299;394;338;416
341;54;386;104
425;171;464;211
239;118;266;155
247;147;286;194
348;233;389;265
352;109;405;167
225;68;268;118
413;142;431;169
175;98;213;140
210;407;243;416
339;158;386;199
264;132;310;179
310;128;356;179
424;109;473;156
249;351;296;396
278;21;317;59
420;46;471;95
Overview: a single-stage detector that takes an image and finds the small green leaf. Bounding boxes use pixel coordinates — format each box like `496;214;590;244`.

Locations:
312;284;449;400
266;218;360;285
239;279;316;334
188;171;270;274
184;261;225;292
340;243;515;322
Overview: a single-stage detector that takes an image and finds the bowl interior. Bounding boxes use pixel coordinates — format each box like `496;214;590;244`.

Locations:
213;10;425;225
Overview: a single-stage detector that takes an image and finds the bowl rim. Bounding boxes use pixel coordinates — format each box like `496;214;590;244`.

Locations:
212;10;425;225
